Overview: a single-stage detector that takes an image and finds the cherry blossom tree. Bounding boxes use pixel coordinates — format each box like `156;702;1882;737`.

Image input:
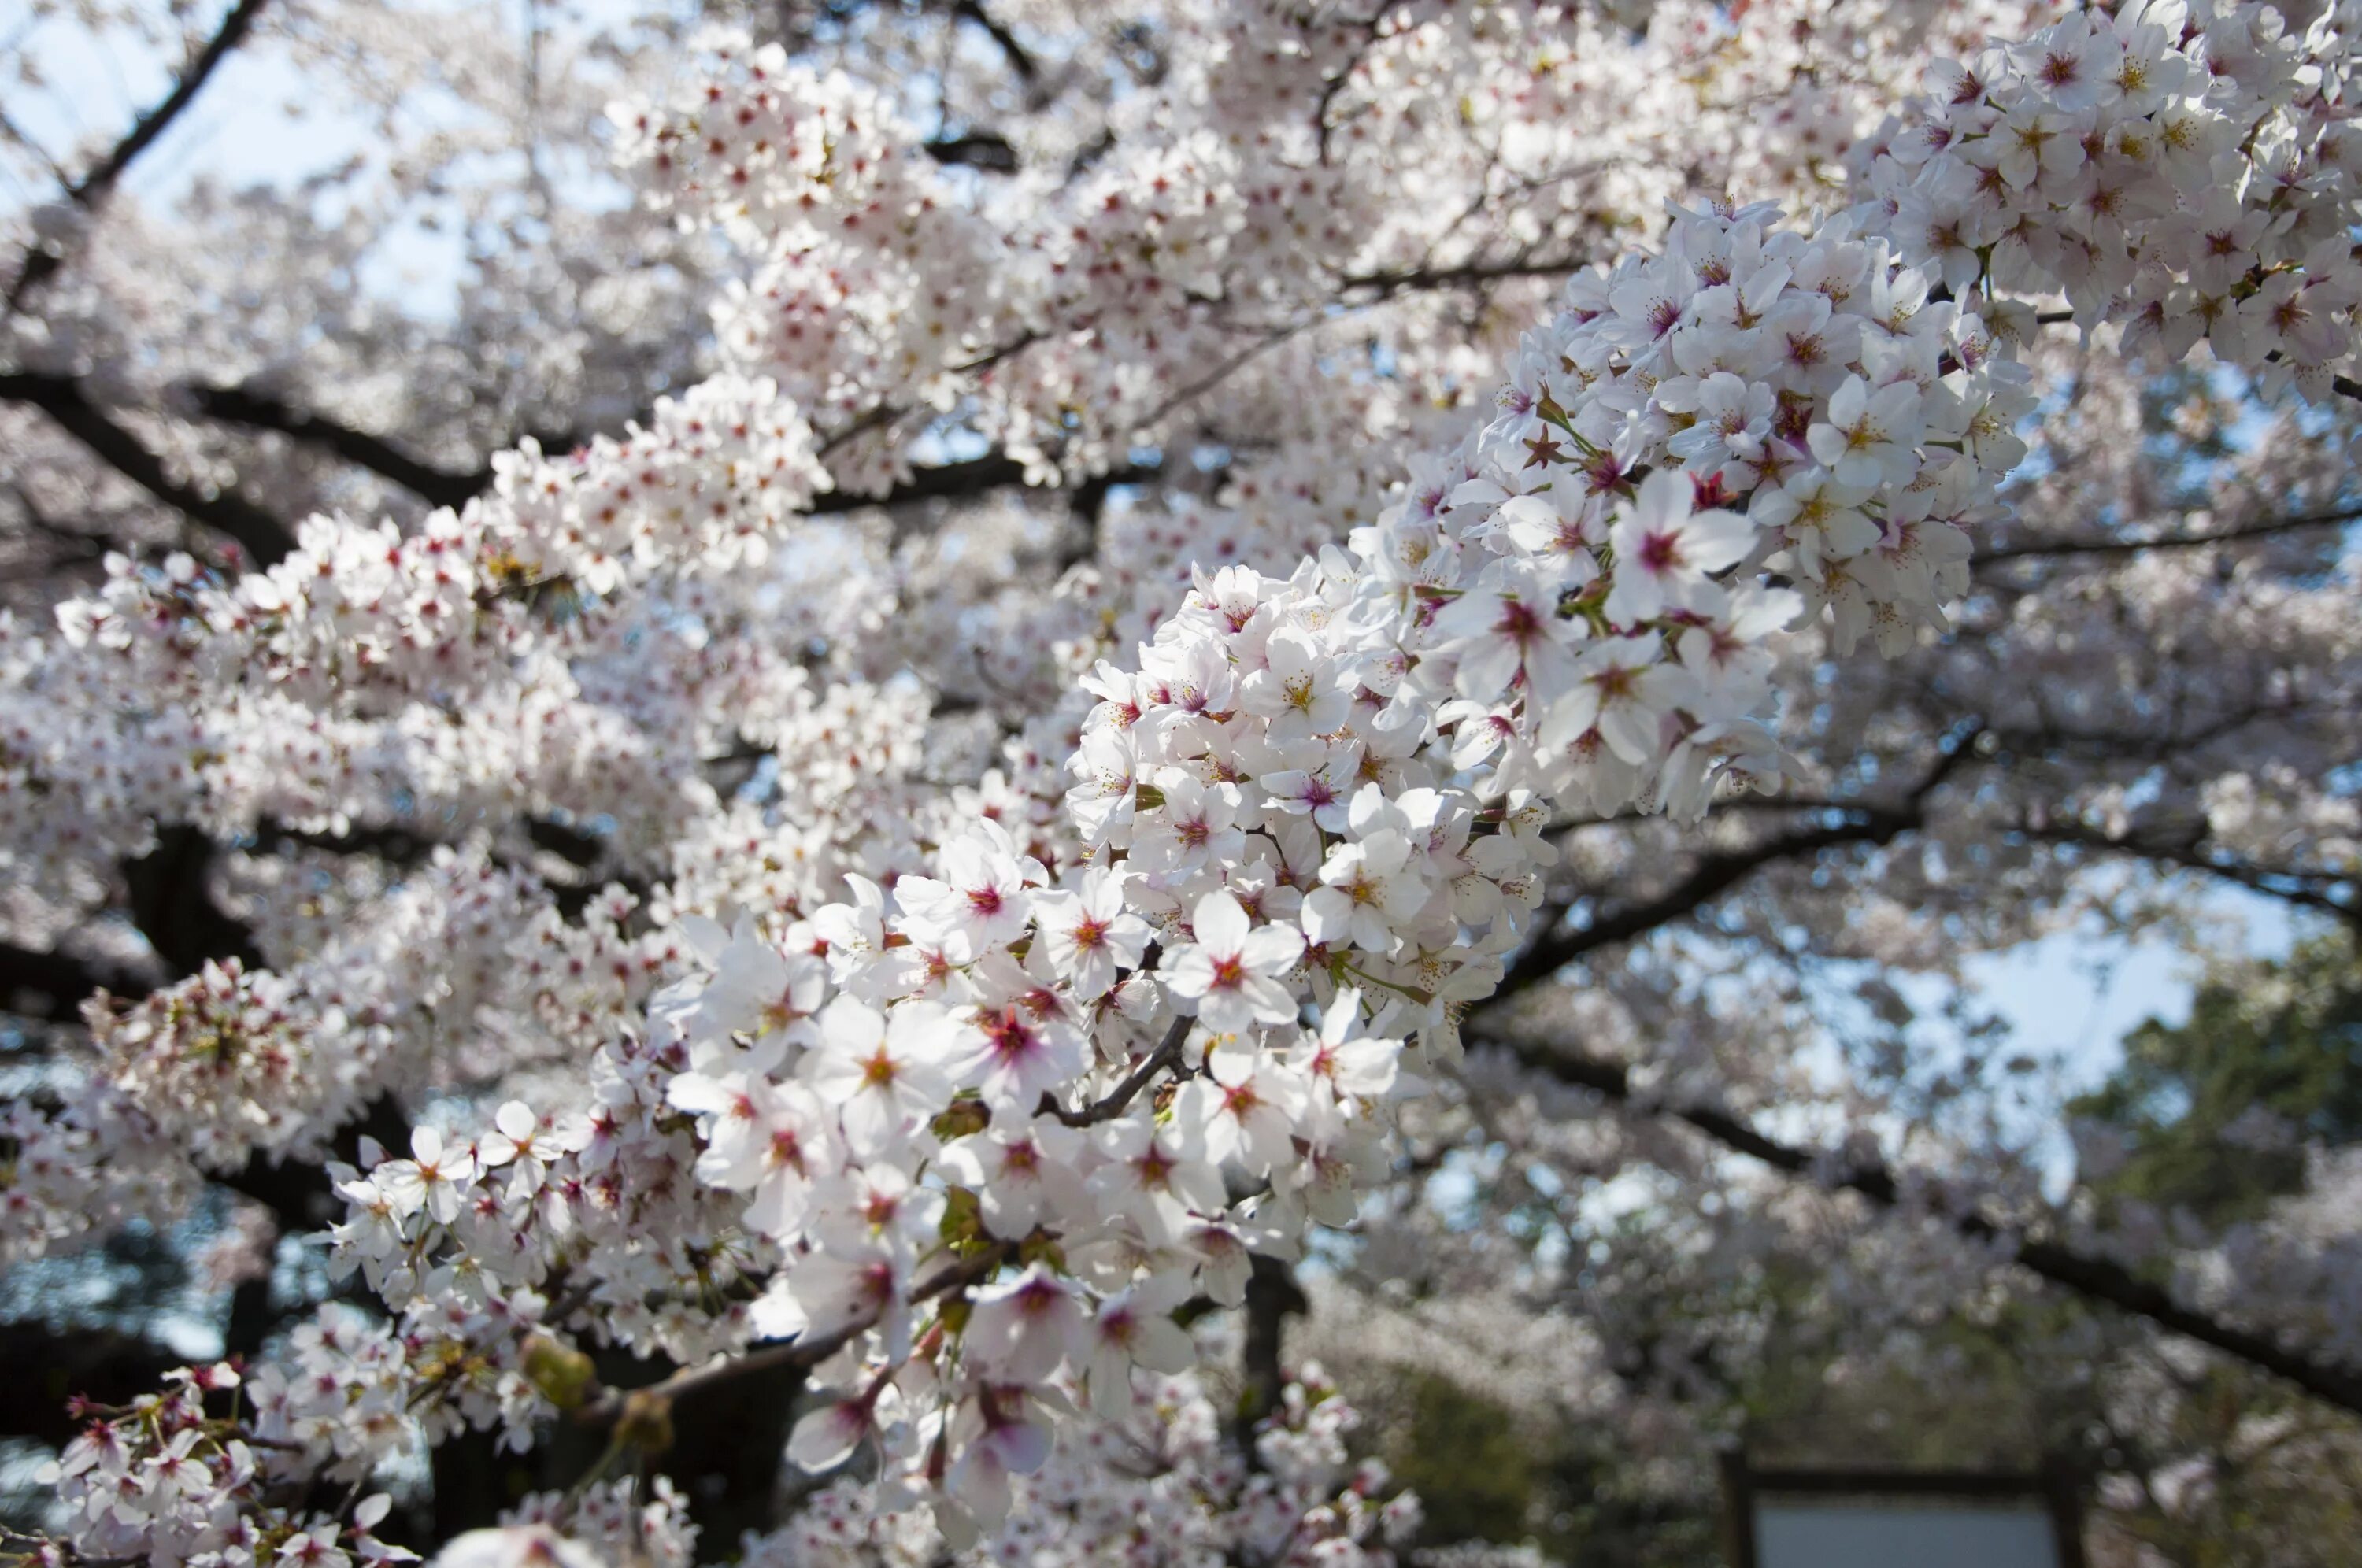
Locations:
2;1;2359;1564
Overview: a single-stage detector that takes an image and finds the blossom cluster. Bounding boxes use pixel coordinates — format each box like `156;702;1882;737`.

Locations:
167;27;2349;1554
44;1327;416;1568
1854;0;2362;398
2;851;657;1266
451;1478;699;1568
13;2;2362;1563
315;190;2055;1538
1;372;826;924
437;1366;1412;1568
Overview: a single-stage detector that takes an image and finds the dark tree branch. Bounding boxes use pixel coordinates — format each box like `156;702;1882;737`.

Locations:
0;941;155;1021
952;0;1038;83
4;825;267;1019
809;452;1030;514
1489;810;1921;1012
1486;1032;2362;1418
923;133;1020;173
187;384;488;509
1233;1254;1306;1466
1975;505;2362;564
1338;257;1590;298
122;825;263;978
0;1322;187;1446
1046;1015;1190;1128
1;371;297;564
2020;819;2360;931
812;453;1163;519
576;1241;1019;1425
7;0;273;310
217;1095;409;1234
1487;724;2002;1014
1487;728;2352;1023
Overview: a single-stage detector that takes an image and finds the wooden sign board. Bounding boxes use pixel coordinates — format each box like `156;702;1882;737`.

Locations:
1720;1455;2085;1568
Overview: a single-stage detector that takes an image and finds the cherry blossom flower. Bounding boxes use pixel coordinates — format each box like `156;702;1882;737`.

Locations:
1161;889;1305;1034
1602;472;1756;624
1029;870;1151;1000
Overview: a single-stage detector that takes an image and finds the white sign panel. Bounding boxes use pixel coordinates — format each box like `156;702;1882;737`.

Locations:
1755;1499;2063;1568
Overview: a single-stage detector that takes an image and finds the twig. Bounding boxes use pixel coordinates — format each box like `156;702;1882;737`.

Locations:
574;1241;1019;1426
1975;503;2362;564
1046;1015;1193;1128
7;0;273;310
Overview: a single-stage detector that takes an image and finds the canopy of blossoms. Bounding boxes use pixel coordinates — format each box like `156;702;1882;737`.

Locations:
4;1;2360;1564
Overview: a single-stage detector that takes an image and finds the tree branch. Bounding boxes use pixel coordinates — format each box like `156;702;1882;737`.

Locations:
7;0;273;310
811;453;1164;518
0;941;156;1022
1490;728;1992;1011
2019;819;2360;931
576;1241;1019;1426
951;0;1038;83
1;371;297;564
1483;1032;2362;1417
923;133;1020;174
1488;810;1920;1011
1975;504;2362;564
1233;1254;1305;1466
121;825;263;978
1337;257;1590;298
187;383;487;509
1046;1015;1190;1128
0;1322;187;1446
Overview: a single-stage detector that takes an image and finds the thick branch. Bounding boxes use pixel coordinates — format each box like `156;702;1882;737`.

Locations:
923;133;1019;174
1491;729;1991;1011
1486;1033;2362;1416
219;1099;408;1237
0;1322;187;1446
7;0;272;310
809;452;1028;514
1233;1255;1306;1466
1046;1015;1191;1128
0;942;157;1020
187;384;487;509
122;825;263;978
810;454;1163;518
1;371;297;564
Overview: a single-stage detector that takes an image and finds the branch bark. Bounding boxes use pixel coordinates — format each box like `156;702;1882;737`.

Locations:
1975;504;2362;564
7;0;273;310
1232;1254;1306;1466
187;383;487;509
0;942;154;1022
951;0;1038;83
1044;1015;1190;1128
1337;257;1590;298
2020;819;2360;931
1487;809;1921;1011
923;133;1020;174
1;371;298;564
576;1241;1019;1426
1483;1030;2362;1417
0;1322;187;1446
